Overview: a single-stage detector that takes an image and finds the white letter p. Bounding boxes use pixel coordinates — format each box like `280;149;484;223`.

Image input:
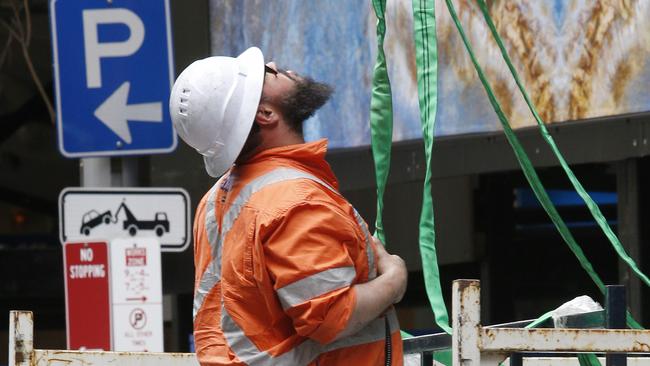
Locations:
83;9;145;89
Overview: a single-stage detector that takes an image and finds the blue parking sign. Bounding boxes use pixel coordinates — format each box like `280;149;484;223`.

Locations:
50;0;176;157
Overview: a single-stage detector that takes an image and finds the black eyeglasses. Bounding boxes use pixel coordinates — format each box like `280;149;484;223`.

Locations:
264;65;278;76
264;64;297;82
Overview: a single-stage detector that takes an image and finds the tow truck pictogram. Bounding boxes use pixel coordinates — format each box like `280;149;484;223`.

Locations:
114;201;170;237
79;201;170;237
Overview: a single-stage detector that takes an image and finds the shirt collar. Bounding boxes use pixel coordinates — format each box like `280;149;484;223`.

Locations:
241;139;339;189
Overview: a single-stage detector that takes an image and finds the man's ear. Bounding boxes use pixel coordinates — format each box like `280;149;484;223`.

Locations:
255;104;279;127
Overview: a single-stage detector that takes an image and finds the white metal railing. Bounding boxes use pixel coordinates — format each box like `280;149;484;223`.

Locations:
8;311;199;366
452;280;650;366
10;280;650;366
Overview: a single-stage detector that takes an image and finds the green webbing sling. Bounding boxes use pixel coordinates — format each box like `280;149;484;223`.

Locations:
444;0;601;297
411;0;451;334
442;0;641;330
369;0;393;245
370;0;451;334
474;0;650;299
372;0;642;351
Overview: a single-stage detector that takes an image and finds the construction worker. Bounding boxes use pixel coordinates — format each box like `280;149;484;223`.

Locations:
170;47;407;365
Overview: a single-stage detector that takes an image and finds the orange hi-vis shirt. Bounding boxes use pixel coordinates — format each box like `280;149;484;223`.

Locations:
193;139;402;365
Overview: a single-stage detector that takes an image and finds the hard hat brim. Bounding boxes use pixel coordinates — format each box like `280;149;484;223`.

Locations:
203;47;265;177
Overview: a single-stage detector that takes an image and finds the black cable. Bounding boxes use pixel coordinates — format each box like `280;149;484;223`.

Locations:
384;316;392;366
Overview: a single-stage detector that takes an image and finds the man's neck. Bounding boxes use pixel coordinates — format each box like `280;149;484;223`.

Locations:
238;124;304;163
259;120;304;149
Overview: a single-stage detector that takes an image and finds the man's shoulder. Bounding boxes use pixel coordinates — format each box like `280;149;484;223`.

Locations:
226;165;349;218
251;178;360;237
250;176;341;211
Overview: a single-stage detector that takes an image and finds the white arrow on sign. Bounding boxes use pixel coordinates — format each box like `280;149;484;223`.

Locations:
94;81;163;144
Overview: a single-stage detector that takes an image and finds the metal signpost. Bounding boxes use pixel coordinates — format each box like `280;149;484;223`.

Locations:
59;188;190;253
49;0;176;157
50;0;181;352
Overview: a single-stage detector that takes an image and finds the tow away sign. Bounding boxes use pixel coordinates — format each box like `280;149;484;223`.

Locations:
63;239;164;351
59;188;190;252
110;237;163;351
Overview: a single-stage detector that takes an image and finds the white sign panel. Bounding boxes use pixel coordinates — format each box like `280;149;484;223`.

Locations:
59;188;190;252
110;237;163;352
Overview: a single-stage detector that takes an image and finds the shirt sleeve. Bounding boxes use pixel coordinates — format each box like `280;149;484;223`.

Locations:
262;200;360;344
193;191;210;287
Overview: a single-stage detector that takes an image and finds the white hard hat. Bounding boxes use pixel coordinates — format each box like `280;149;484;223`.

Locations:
170;47;265;177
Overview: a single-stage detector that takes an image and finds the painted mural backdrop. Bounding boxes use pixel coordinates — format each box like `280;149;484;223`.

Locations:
209;1;650;148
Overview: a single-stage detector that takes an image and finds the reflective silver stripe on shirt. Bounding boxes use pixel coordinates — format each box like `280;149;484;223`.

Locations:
277;266;357;311
353;209;377;280
193;183;219;320
222;309;321;366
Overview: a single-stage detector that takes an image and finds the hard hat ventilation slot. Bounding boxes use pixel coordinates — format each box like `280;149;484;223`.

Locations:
179;88;191;107
179;107;188;116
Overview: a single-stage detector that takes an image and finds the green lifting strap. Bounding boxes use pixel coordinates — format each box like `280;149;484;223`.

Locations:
577;353;603;366
369;0;451;334
474;0;650;300
369;0;393;245
442;0;642;330
411;0;451;334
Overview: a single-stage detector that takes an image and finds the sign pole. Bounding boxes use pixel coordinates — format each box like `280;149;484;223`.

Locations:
51;0;177;352
81;158;112;188
121;157;139;187
80;158;140;188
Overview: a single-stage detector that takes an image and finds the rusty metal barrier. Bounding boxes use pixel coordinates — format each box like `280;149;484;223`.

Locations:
8;311;199;366
11;281;650;366
404;281;650;366
453;280;650;366
403;317;540;365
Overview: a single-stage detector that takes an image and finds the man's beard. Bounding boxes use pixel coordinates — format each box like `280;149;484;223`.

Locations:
278;77;333;134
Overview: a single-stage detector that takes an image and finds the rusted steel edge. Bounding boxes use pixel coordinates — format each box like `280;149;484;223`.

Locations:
516;357;650;366
9;311;34;366
403;318;541;354
34;350;197;358
453;280;481;366
481;328;650;353
34;350;199;366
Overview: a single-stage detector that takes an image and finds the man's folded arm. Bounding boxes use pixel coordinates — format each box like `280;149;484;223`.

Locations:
334;240;407;341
